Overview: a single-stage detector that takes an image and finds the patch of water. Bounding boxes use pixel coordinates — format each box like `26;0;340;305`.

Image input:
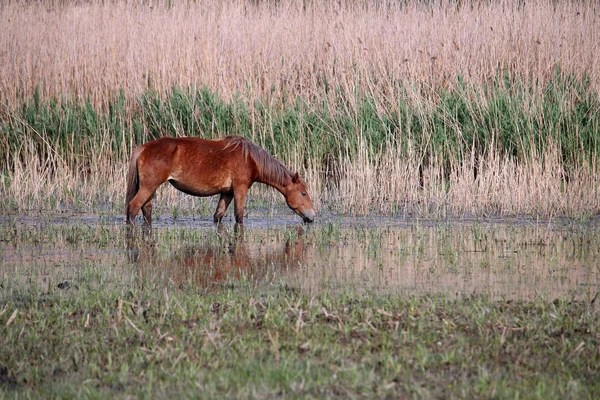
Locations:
1;212;598;299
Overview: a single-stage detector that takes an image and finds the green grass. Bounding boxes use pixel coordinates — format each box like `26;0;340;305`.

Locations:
1;277;599;399
2;72;598;178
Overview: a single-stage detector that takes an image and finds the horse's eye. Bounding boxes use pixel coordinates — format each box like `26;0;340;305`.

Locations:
301;192;307;196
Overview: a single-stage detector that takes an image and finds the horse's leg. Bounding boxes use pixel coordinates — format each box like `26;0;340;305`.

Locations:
233;186;249;224
127;186;158;225
214;193;233;223
141;196;154;225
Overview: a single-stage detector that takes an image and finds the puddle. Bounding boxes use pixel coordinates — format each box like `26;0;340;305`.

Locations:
1;213;599;299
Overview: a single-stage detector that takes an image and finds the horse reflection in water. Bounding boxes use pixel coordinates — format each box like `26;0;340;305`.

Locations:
127;225;308;288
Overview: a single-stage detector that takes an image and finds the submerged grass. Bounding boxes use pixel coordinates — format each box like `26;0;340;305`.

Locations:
1;274;599;398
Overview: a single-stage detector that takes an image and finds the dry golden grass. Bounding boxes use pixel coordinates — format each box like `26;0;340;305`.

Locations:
4;135;599;218
329;138;599;218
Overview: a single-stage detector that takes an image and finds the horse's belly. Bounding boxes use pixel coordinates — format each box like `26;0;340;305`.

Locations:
168;177;232;197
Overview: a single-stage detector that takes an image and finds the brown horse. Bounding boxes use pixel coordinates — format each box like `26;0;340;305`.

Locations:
125;136;316;224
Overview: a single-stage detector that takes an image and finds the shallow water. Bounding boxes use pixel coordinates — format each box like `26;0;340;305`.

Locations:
1;212;599;299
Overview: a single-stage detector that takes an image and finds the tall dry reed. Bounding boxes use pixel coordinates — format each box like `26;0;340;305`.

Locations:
1;0;598;109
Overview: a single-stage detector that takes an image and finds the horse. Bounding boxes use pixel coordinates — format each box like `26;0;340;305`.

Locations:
125;136;316;224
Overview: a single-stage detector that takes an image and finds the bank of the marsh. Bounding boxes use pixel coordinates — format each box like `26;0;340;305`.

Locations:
2;75;600;218
1;214;599;397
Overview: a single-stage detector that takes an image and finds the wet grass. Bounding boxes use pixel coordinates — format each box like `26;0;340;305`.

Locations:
1;273;599;398
1;217;600;398
2;215;599;297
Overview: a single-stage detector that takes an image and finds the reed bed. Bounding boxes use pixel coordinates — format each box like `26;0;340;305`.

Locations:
1;0;599;218
2;0;598;106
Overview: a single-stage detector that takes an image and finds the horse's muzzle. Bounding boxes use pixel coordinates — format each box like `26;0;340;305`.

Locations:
301;209;316;223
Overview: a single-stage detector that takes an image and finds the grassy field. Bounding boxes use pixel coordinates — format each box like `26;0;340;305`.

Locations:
1;273;599;398
1;0;599;217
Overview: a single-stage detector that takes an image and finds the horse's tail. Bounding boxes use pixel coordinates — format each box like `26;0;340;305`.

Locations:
125;147;144;219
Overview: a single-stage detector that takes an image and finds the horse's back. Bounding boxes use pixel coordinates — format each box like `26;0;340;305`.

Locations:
135;136;254;197
136;137;225;162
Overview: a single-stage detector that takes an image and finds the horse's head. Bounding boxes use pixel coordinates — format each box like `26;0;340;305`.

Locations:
284;173;316;223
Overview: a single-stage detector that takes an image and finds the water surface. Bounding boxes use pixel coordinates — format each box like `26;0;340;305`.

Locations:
1;212;598;300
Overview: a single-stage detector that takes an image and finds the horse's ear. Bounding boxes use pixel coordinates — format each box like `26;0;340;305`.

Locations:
292;172;300;183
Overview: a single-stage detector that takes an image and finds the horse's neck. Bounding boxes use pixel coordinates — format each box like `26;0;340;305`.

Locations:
258;174;290;195
256;160;292;195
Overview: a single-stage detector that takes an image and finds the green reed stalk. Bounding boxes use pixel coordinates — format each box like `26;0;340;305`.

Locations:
3;73;597;172
1;73;598;216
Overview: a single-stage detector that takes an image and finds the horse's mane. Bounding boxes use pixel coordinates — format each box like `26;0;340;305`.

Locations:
223;136;302;187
